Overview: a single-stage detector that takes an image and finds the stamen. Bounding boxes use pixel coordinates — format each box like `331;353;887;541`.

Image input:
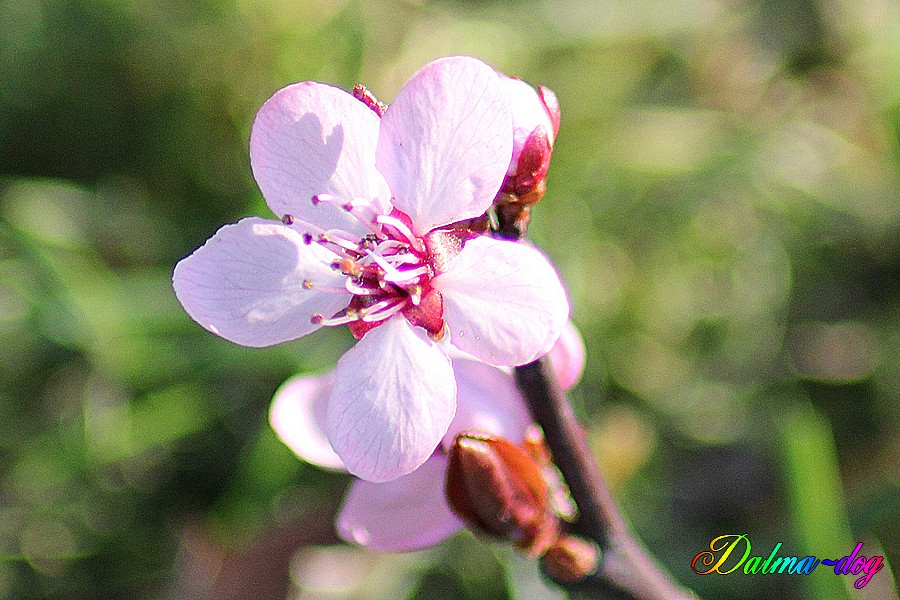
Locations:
345;279;381;295
337;258;363;277
370;239;407;255
359;300;407;323
303;195;442;335
303;279;350;294
383;265;429;284
311;193;338;206
365;250;404;280
282;214;294;225
385;252;421;266
368;241;419;265
311;193;386;238
359;235;379;252
347;201;386;238
318;232;360;253
376;215;424;251
311;309;361;327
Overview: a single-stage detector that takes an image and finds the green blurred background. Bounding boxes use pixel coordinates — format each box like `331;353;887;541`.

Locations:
0;0;898;598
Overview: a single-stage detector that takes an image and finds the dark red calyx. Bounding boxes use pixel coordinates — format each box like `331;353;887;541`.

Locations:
402;285;444;340
424;228;477;274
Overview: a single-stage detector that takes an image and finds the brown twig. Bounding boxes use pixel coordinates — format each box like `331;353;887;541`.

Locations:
515;359;697;599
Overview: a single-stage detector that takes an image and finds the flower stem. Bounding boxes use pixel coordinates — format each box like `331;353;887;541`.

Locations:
514;359;698;600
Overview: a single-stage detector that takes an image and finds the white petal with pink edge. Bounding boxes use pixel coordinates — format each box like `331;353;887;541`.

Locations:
376;56;512;235
325;316;456;483
250;82;391;237
173;218;350;347
337;454;462;551
441;358;532;449
435;236;569;367
269;373;345;471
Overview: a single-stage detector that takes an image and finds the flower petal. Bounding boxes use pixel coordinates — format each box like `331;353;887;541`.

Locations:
549;321;586;391
173;217;349;347
376;56;512;234
337;454;463;551
250;82;391;236
441;358;532;449
269;373;345;471
434;236;569;367
326;317;456;482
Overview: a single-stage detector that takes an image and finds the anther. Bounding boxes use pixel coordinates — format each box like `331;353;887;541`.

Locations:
302;279;314;290
311;314;324;325
338;257;362;277
281;214;294;225
361;236;377;251
409;285;422;306
302;233;313;245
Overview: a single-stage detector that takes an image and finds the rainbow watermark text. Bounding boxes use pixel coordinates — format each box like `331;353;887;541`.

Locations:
692;534;884;589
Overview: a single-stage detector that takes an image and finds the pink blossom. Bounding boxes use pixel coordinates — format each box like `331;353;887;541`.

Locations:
269;325;585;552
173;56;569;483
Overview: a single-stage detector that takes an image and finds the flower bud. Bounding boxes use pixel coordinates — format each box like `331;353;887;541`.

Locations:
352;84;387;117
501;77;560;205
446;433;560;557
542;535;600;583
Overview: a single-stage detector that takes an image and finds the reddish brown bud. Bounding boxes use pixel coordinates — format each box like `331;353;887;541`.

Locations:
503;126;552;203
498;77;560;205
446;433;560;557
542;535;600;583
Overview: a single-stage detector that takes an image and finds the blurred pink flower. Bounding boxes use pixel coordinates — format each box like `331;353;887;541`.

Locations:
269;323;585;552
173;56;569;483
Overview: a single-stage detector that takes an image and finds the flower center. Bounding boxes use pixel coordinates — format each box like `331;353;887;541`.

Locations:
293;195;452;340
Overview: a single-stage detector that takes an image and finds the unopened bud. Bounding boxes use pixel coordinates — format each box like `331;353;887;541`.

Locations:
501;77;560;204
446;433;560;557
352;84;387;117
542;535;600;583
